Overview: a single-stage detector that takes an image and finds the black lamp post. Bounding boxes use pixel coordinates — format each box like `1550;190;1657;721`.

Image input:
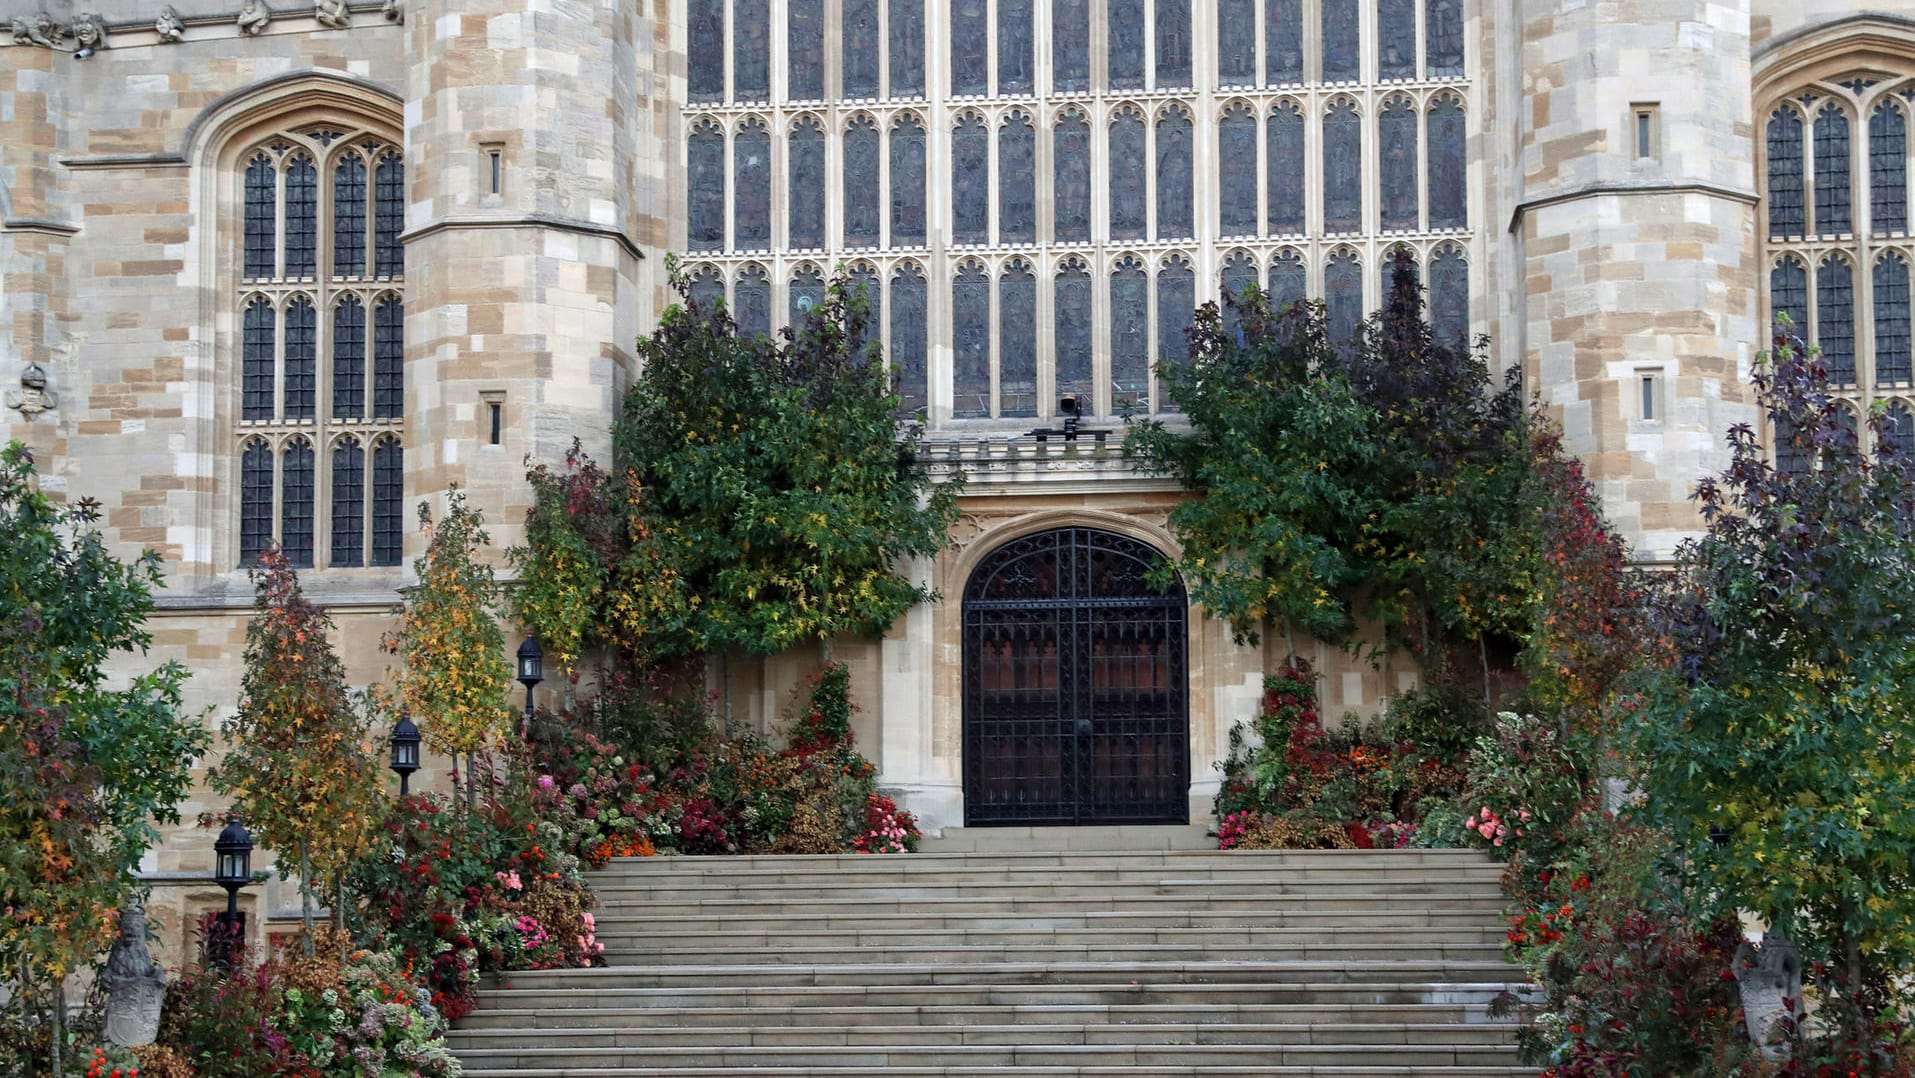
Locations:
389;708;421;796
516;636;544;733
212;814;253;970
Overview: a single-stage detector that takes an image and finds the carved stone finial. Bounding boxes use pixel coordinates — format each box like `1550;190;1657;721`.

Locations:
6;363;58;420
102;905;166;1047
381;0;403;23
236;0;271;35
11;12;63;49
155;5;185;42
1734;930;1803;1059
70;12;105;52
313;0;350;29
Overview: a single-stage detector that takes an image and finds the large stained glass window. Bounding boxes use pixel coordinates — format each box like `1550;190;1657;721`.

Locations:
1871;101;1907;234
1110;108;1148;241
1268;101;1305;234
788;0;824;99
889;115;927;244
1111;257;1150;410
734;263;771;338
892;262;928;413
844;115;882;247
1156;104;1194;239
1000;261;1038;416
1156;0;1192;88
333;152;366;277
1000;112;1036;243
1109;0;1145;90
689;0;723;101
953;0;988;95
1055;258;1094;402
1323;99;1362;232
1427;94;1467;229
1218;0;1255;85
1814;104;1852;237
1429;245;1468;347
331;437;364;568
733;117;770;250
1875;252;1911;385
953;261;992;417
998;0;1033;94
1219;251;1257;341
789;116;826;249
688;120;725;250
1158;256;1195;407
1266;0;1301;84
240;440;272;564
1426;0;1463;76
953;112;990;244
889;0;924;97
1321;0;1359;82
332;296;365;419
1219;103;1258;236
1380;95;1418;230
734;0;769;100
1325;248;1363;345
284;296;316;421
1054;0;1090;91
1767;106;1805;237
280;437;315;568
1268;250;1306;312
284;154;317;279
1378;0;1415;79
244;154;276;279
789;263;828;327
842;0;879;97
1054;109;1092;243
1817;255;1856;385
1770;255;1808;340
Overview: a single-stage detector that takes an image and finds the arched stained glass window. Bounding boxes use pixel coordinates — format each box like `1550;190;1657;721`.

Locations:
1266;0;1301;84
1156;0;1192;88
953;262;992;418
734;264;771;337
333;296;365;419
1815;104;1852;237
1158;256;1195;409
1323;99;1362;232
1380;95;1418;230
1888;402;1915;452
734;118;771;249
1219;250;1257;341
240;439;273;564
688;263;726;313
281;437;315;568
1156;105;1194;239
1054;109;1092;243
1218;0;1255;85
1378;0;1414;79
999;113;1036;243
999;0;1034;94
1775;414;1809;474
1322;0;1359;82
1427;95;1467;230
1430;245;1468;348
373;153;404;276
1872;102;1907;235
687;120;725;250
1268;250;1306;311
953;0;988;95
243;296;275;420
1109;0;1145;90
1110;108;1148;240
1111;257;1150;410
734;0;769;100
1817;255;1856;385
371;436;403;567
1766;106;1805;237
372;295;403;420
1770;254;1808;341
1426;0;1463;75
953;113;990;245
889;0;924;97
891;263;928;413
889;115;927;244
285;154;317;279
1325;249;1363;345
843;0;879;97
788;117;826;249
789;264;828;328
1055;258;1094;402
1000;261;1037;416
690;0;724;101
284;295;316;421
331;437;364;568
1219;103;1258;236
244;154;276;279
844;115;882;247
1268;101;1305;234
333;152;366;277
1054;0;1090;91
1876;252;1912;385
848;263;882;358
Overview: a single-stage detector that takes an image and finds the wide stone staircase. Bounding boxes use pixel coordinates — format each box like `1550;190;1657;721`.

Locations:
449;827;1531;1075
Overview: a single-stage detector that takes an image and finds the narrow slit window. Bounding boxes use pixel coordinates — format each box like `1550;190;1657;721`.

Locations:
1633;106;1658;160
486;146;503;195
487;400;503;445
1640;374;1658;421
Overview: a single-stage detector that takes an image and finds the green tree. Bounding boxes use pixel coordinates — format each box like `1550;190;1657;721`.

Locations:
209;546;384;950
0;441;206;1066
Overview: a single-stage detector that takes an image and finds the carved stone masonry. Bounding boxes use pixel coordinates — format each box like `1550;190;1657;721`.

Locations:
1734;930;1803;1059
6;363;58;419
236;0;271;35
382;0;403;22
11;13;64;49
70;12;105;52
314;0;350;29
155;5;185;42
102;905;166;1047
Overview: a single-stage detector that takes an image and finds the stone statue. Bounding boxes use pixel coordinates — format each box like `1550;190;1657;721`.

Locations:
313;0;350;29
382;0;403;21
102;905;166;1047
70;13;105;52
155;5;185;42
236;0;271;35
11;13;63;49
1734;930;1802;1059
7;362;58;419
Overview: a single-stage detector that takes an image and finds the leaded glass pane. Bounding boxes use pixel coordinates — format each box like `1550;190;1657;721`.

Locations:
845;116;882;247
1430;246;1468;348
735;264;771;337
1218;0;1255;85
1268;250;1306;311
1111;260;1149;409
1054;110;1092;243
953;0;988;95
689;122;726;250
243;297;275;421
284;296;316;421
1814;104;1852;237
1426;0;1463;76
331;438;364;568
1323;100;1362;232
1325;249;1363;345
281;438;315;569
1380;96;1418;230
373;295;403;420
1268;102;1305;233
1219;104;1258;236
789;117;826;248
1156;0;1191;88
1322;0;1358;82
848;264;882;359
1157;105;1194;239
1378;0;1414;78
1265;0;1301;84
690;0;725;101
333;152;366;278
1110;110;1147;240
735;0;769;100
1219;252;1256;341
1109;0;1144;90
374;153;404;276
1427;96;1467;229
1054;0;1090;91
889;0;924;96
285;155;317;279
789;265;827;328
843;0;880;97
999;263;1037;417
1158;259;1195;410
1767;107;1805;237
1872;102;1907;234
1769;255;1808;344
1000;113;1036;243
999;0;1033;94
240;440;272;565
244;154;275;279
688;264;727;315
1055;260;1093;401
953;113;990;245
953;263;991;418
1775;416;1809;475
788;0;823;99
734;119;771;249
333;296;365;419
1888;403;1915;452
1817;256;1856;385
1876;253;1911;385
891;264;928;413
889;116;926;244
371;438;403;567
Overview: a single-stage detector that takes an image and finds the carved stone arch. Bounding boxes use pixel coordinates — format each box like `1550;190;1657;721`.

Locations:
945;508;1186;606
187;71;403;170
1755;17;1915;97
1217;97;1257;122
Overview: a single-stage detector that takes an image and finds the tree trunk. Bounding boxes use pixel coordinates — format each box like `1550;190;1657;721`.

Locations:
48;975;62;1078
299;841;315;956
1478;635;1491;709
721;652;734;739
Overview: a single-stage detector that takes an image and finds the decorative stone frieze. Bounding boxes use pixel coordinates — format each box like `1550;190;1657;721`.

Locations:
237;0;271;35
155;5;185;42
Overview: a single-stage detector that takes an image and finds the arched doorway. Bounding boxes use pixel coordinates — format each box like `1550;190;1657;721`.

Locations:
961;527;1190;825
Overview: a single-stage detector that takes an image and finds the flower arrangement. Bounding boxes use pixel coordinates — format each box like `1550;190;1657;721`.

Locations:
853;793;921;854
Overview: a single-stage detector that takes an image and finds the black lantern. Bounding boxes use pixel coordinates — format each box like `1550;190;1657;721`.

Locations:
389;709;421;796
516;636;544;732
212;814;253;969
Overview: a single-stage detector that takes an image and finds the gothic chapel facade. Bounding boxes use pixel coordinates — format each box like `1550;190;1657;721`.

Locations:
3;0;1912;955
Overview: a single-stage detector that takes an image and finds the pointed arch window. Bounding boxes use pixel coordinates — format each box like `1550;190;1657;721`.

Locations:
999;113;1036;243
891;263;928;413
847;263;882;357
1322;0;1359;83
284;296;317;421
1814;104;1852;237
1265;0;1301;84
953;113;990;245
1426;0;1463;76
1111;109;1148;240
1156;0;1192;88
1888;402;1915;451
1054;0;1091;91
371;436;404;567
735;0;770;100
889;0;924;97
1871;101;1907;234
373;295;403;420
1379;95;1419;230
789;117;826;249
1325;249;1364;345
1323;100;1363;232
688;120;726;251
888;115;927;244
1054;109;1092;243
244;154;276;279
999;0;1034;94
1427;95;1468;230
953;262;992;418
281;437;315;568
333;296;365;419
689;0;725;101
1767;106;1805;237
1219;251;1257;342
1000;261;1038;416
240;439;274;565
243;297;276;420
1056;258;1094;403
1218;0;1255;85
333;152;366;277
1875;252;1911;385
845;115;882;247
284;154;318;279
1158;256;1195;409
1156;105;1194;239
1219;103;1259;236
1817;255;1856;385
688;263;727;312
1268;250;1306;312
373;152;404;276
1111;257;1150;409
1268;101;1305;234
331;437;365;568
734;118;771;250
953;0;988;95
1377;0;1415;79
1770;254;1808;342
843;0;880;98
1430;245;1469;348
1109;0;1145;90
789;264;828;328
735;264;771;337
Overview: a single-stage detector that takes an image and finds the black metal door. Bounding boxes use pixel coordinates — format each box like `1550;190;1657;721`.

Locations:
962;527;1189;825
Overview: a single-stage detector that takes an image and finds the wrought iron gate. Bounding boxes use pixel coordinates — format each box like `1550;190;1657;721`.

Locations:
961;527;1189;825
